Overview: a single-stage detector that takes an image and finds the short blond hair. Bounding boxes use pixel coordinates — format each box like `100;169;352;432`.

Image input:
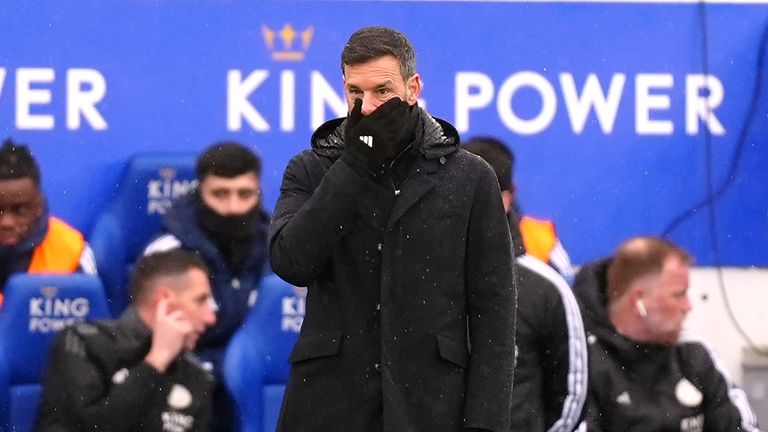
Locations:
606;236;690;302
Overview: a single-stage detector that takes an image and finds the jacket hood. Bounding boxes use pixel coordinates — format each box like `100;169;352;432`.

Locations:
574;258;676;374
311;106;460;160
572;258;612;333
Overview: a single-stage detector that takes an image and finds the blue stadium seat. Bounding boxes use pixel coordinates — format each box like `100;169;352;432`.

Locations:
223;274;305;432
89;153;197;317
0;274;110;432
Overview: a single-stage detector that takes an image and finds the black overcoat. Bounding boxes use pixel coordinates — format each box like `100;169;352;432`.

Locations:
270;109;516;432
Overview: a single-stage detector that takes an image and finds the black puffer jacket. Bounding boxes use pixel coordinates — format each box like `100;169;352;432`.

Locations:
270;108;516;432
573;260;760;432
36;308;214;432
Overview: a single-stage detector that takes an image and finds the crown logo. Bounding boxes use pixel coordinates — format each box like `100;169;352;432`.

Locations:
158;167;177;181
40;286;58;299
262;24;314;61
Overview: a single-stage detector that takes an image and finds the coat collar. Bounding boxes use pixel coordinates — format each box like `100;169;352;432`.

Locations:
311;106;460;161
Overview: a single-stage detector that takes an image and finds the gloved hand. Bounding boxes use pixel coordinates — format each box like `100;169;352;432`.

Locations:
342;97;416;176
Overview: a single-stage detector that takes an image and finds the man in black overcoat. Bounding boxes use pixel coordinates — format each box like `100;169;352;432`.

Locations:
270;26;517;432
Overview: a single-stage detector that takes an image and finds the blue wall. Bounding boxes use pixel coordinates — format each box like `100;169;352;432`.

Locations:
1;1;766;266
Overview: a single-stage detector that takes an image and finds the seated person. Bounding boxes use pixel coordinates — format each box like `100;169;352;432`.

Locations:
463;136;574;281
143;141;270;430
36;249;217;431
463;141;588;431
573;236;760;432
0;139;96;306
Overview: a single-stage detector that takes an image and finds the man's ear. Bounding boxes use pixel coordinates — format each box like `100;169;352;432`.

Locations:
405;74;422;105
153;285;173;305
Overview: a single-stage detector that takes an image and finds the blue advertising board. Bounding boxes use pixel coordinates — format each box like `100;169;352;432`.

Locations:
1;0;766;266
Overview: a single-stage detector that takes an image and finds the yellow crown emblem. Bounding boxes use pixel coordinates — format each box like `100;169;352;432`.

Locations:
40;286;58;299
262;24;314;61
158;167;177;181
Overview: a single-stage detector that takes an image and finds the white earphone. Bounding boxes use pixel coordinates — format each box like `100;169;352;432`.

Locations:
635;299;648;318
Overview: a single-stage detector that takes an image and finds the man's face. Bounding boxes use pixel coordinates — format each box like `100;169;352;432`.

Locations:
343;55;421;116
199;172;260;216
167;267;217;350
641;256;692;344
0;178;44;246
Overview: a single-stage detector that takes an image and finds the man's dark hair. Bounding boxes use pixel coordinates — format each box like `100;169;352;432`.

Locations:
195;141;261;180
341;26;416;81
462;136;515;192
130;249;209;304
607;236;692;302
0;138;41;185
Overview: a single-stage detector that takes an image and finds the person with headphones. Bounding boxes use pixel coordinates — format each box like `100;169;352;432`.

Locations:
573;236;760;431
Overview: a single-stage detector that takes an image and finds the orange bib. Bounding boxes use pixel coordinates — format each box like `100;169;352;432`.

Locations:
519;216;556;264
28;216;85;273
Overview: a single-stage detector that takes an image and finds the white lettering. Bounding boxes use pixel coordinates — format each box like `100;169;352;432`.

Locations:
147;179;198;199
16;68;55;130
280;70;295;132
66;68;107;130
29;297;90;318
560;73;626;134
146;179;198;215
0;68;6;101
162;411;194;432
28;317;82;333
282;296;305;315
281;316;304;333
281;295;305;333
310;71;346;130
498;71;557;135
686;74;725;135
681;414;704;432
227;70;269;131
636;73;674;135
29;297;45;316
454;72;494;133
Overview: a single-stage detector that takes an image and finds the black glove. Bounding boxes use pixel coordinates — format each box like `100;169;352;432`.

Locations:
342;97;417;176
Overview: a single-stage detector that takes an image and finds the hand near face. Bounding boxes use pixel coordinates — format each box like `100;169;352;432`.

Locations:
144;298;195;373
342;97;418;175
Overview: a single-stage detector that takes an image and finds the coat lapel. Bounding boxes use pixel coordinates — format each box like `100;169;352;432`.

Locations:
386;158;440;230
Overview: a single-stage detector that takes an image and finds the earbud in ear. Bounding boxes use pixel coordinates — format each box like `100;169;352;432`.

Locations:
635;299;648;318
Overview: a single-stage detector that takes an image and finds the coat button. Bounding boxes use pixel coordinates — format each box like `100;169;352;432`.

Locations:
374;362;382;373
376;242;383;251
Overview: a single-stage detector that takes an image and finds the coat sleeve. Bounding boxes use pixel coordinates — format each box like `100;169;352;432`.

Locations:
519;256;588;432
461;162;517;432
269;151;375;286
680;342;762;432
36;327;165;431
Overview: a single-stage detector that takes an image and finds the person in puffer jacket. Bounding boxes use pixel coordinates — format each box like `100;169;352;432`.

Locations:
573;236;761;432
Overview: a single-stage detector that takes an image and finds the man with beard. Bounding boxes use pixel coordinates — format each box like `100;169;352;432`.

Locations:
0;138;97;306
270;26;516;432
144;141;269;431
573;236;760;432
